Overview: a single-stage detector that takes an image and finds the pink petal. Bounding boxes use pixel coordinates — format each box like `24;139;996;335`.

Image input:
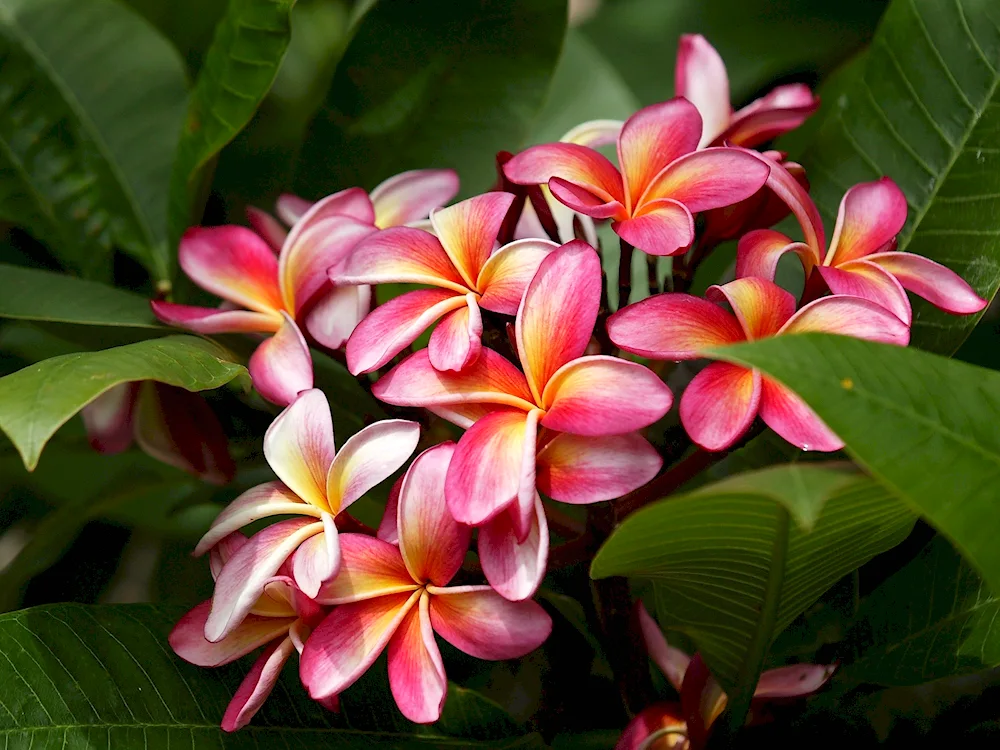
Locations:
301;590;420;701
754;663;837;699
336;226;469;292
252;576;301;619
221;636;296;732
675;34;731;148
275;193;314;226
826;178;908;266
397;443;471;586
541;355;673;436
479;494;549;601
548;177;626;220
780;295;911;346
81;382;136;454
304;284;372;350
209;533;249;579
503;142;625;205
428;294;483;372
370;169;460;228
246;206;287;252
248;313;314;407
637;603;690;692
476;238;558;315
315;534;418;605
680;362;761;452
206;517;323;642
759;378;843;452
387;592;447;724
426;402;510;430
516;240;602;401
263;388;335;512
607;293;745;360
535;432;663;504
291;513;341;599
150;301;281;334
346;289;465;375
818;262;911;325
169;600;295;667
763;155;826;256
326;418;420;511
614;702;688;750
638;147;770;214
178;226;284;313
428;586;552;659
195;482;314;557
445;409;538;527
373;348;535;412
618;98;703;209
735;229;813;282
560;119;624;147
719;84;819;148
277;188;375;227
430;192;513;288
866;251;989;315
377;477;403;545
613;199;696;257
707;277;797;340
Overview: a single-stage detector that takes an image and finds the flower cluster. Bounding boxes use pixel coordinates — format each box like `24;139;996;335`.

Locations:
159;35;986;731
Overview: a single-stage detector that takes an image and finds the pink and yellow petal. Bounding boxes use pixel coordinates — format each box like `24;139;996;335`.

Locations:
613;199;696;257
327;418;420;512
195;481;314;557
548;177;626;220
476;238;558;315
637;603;690;693
277;188;375;227
638;147;770;214
169;600;296;667
336;227;469;292
387;593;447;724
290;514;341;599
221;636;296;732
304;284;372;350
427;294;483;372
430;192;513;288
707;277;796;340
560;119;624;148
735;229;813;282
503;142;625;205
608;293;745;360
675;34;732;148
759;378;843;452
315;534;418;605
762;155;826;257
371;169;460;228
866;251;988;314
150;301;281;334
780;295;910;346
818;261;912;325
263;388;336;512
428;586;552;660
827;178;908;266
246;206;287;252
479;495;549;602
248;313;314;407
680;362;761;452
719;83;819;148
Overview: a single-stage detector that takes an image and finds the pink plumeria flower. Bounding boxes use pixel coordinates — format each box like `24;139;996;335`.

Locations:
374;241;672;599
193;388;419;642
502;98;770;256
299;442;552;724
608;277;909;452
82;382;234;485
737;172;988;324
170;533;334;732
334;192;558;374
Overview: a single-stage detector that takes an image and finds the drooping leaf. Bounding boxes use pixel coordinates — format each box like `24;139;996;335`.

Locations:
709;333;1000;598
0;335;246;470
168;0;296;248
294;0;568;199
0;0;188;281
796;0;1000;353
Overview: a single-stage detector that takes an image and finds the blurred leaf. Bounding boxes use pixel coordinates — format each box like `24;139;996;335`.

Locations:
709;333;1000;603
0;264;161;328
124;0;228;74
0;336;246;470
796;0;1000;353
845;536;1000;685
168;0;296;249
294;0;568;199
437;684;523;742
0;0;188;281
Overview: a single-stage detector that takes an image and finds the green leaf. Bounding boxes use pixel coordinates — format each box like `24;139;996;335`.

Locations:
708;333;1000;599
846;536;1000;685
591;469;915;701
0;264;161;328
294;0;568;198
168;0;296;248
0;335;246;471
0;603;546;747
796;0;1000;353
0;0;188;281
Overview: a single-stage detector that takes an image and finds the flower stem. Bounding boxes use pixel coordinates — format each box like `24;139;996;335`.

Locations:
618;238;634;308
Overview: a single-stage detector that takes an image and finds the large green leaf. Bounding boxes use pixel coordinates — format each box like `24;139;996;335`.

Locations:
845;536;1000;685
0;264;161;328
591;467;914;715
294;0;568;198
0;603;545;747
709;333;1000;598
0;335;246;470
796;0;1000;353
0;0;187;281
168;0;295;248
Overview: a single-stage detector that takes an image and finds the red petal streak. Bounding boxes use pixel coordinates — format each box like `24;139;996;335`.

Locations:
429;587;552;660
387;593;447;724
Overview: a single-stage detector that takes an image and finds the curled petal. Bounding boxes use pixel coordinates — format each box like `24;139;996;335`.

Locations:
277;188;375;227
536;432;663;504
195;482;314;557
818;262;911;325
428;294;483;372
150;301;281;334
291;514;341;599
336;227;468;292
209;533;248;579
249;313;314;407
371;169;460;228
763;155;825;257
608;293;745;360
754;663;837;699
759;378;842;452
247;206;287;252
639;147;770;214
560;119;624;148
719;83;819;148
428;586;552;660
305;284;372;350
827;178;908;266
315;534;418;605
275;193;314;226
548;177;626;220
169;600;295;667
680;362;761;452
707;277;796;340
614;199;696;257
675;34;731;148
81;382;136;455
263;388;335;512
388;593;447;724
735;229;813;282
178;226;283;313
503;142;625;205
476;238;558;315
431;192;513;288
479;495;548;602
638;603;690;692
866;251;988;315
221;636;296;732
377;476;403;545
326;419;420;512
780;296;911;346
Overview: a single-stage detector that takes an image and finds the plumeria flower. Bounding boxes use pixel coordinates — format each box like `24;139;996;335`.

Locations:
170;533;334;732
82;382;234;485
737;172;988;324
299;442;552;723
192;389;419;641
608;277;909;452
617;604;835;750
334;192;558;374
374;241;672;598
502;98;771;256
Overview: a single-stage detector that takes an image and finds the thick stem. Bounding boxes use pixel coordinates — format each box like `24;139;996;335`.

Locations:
646;254;660;296
618;238;634;309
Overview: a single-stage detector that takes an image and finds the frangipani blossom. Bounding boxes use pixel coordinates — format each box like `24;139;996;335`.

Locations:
737;173;988;324
170;533;334;732
608;277;909;452
503;98;770;256
335;192;558;374
194;389;419;641
299;442;552;723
